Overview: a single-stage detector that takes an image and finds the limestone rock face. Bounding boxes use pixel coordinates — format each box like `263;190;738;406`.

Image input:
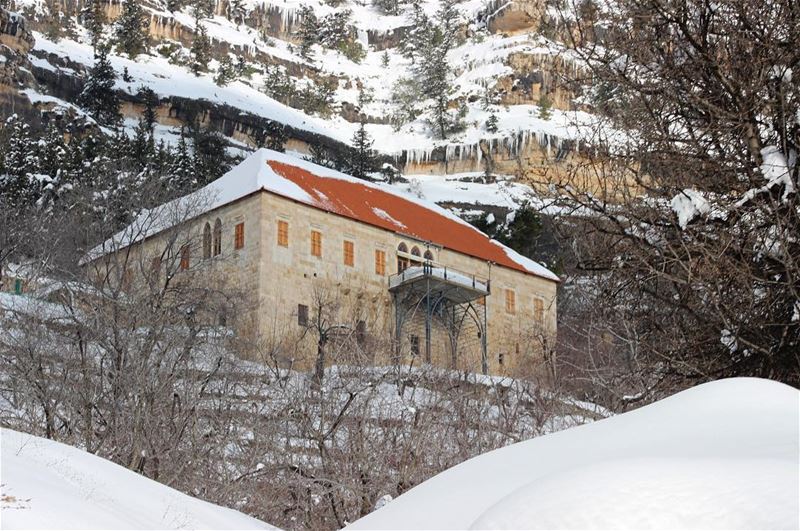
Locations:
1;8;34;55
1;9;39;120
486;0;546;35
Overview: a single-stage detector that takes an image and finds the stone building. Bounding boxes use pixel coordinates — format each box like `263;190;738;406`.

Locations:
90;149;559;376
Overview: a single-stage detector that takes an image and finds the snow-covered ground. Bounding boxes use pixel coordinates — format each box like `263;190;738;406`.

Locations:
348;378;800;530
0;428;276;530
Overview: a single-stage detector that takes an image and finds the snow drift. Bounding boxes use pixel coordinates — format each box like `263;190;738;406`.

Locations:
0;428;275;530
347;378;800;530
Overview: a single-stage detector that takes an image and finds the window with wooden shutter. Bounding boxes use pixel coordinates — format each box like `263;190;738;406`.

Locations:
375;250;386;275
311;230;322;257
234;222;245;250
298;304;308;326
410;335;420;357
533;297;544;323
356;320;366;346
343;240;354;266
180;245;191;270
277;220;289;247
505;289;516;314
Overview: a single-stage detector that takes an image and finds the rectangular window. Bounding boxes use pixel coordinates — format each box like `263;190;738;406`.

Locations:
14;278;22;294
505;289;516;314
498;352;505;366
277;220;289;247
311;230;322;258
298;304;308;326
180;246;190;270
533;297;544;323
356;320;366;346
410;335;420;357
234;223;245;250
375;250;386;275
343;240;354;267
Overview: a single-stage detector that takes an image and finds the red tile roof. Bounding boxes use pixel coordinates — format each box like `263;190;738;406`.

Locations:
267;161;554;280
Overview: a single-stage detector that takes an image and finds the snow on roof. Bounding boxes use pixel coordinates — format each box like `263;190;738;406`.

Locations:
99;149;557;280
0;428;274;529
347;377;800;530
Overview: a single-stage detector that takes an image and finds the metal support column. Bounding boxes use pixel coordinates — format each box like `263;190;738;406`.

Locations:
481;296;488;375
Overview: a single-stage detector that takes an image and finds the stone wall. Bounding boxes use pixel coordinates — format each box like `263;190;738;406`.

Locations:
256;190;557;376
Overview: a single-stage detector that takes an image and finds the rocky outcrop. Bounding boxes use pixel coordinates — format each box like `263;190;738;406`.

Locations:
486;0;546;35
493;52;581;110
1;9;42;124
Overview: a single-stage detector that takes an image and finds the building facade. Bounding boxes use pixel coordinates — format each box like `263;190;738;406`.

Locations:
92;150;559;376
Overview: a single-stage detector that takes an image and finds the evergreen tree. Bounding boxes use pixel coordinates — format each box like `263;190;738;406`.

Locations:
214;55;236;86
485;112;498;133
373;0;400;15
166;0;184;12
497;202;543;259
191;127;232;185
253;120;287;152
227;0;246;25
537;93;552;120
80;0;107;49
190;22;212;74
297;5;318;60
168;128;196;192
138;86;159;132
77;44;121;126
400;0;430;64
381;50;390;68
400;0;464;138
114;0;150;57
349;122;376;180
192;0;215;19
0;115;38;206
36;125;68;203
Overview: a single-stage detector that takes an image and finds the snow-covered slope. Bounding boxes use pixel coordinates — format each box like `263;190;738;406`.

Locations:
0;428;276;530
347;378;800;530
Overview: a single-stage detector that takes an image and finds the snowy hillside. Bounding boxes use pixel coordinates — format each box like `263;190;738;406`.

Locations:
0;428;276;530
4;0;591;179
348;378;800;529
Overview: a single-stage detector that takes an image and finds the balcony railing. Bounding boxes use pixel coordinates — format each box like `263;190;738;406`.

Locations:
388;262;490;294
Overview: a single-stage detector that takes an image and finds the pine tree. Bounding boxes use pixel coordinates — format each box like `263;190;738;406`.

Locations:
253;120;287;152
401;0;431;64
297;5;318;60
77;44;121;126
80;0;107;49
114;0;150;57
381;50;390;68
537;93;552;120
1;115;38;206
404;0;463;138
36;125;68;202
485;112;498;133
373;0;400;15
138;86;159;132
349;122;376;180
168;128;196;192
214;55;236;86
190;22;212;75
227;0;246;25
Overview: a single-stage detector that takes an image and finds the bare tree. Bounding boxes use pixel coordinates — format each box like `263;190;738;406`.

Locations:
549;0;800;399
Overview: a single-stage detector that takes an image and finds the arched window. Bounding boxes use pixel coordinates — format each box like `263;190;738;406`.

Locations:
424;250;434;262
410;246;421;257
203;222;212;259
213;218;222;256
397;242;409;273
